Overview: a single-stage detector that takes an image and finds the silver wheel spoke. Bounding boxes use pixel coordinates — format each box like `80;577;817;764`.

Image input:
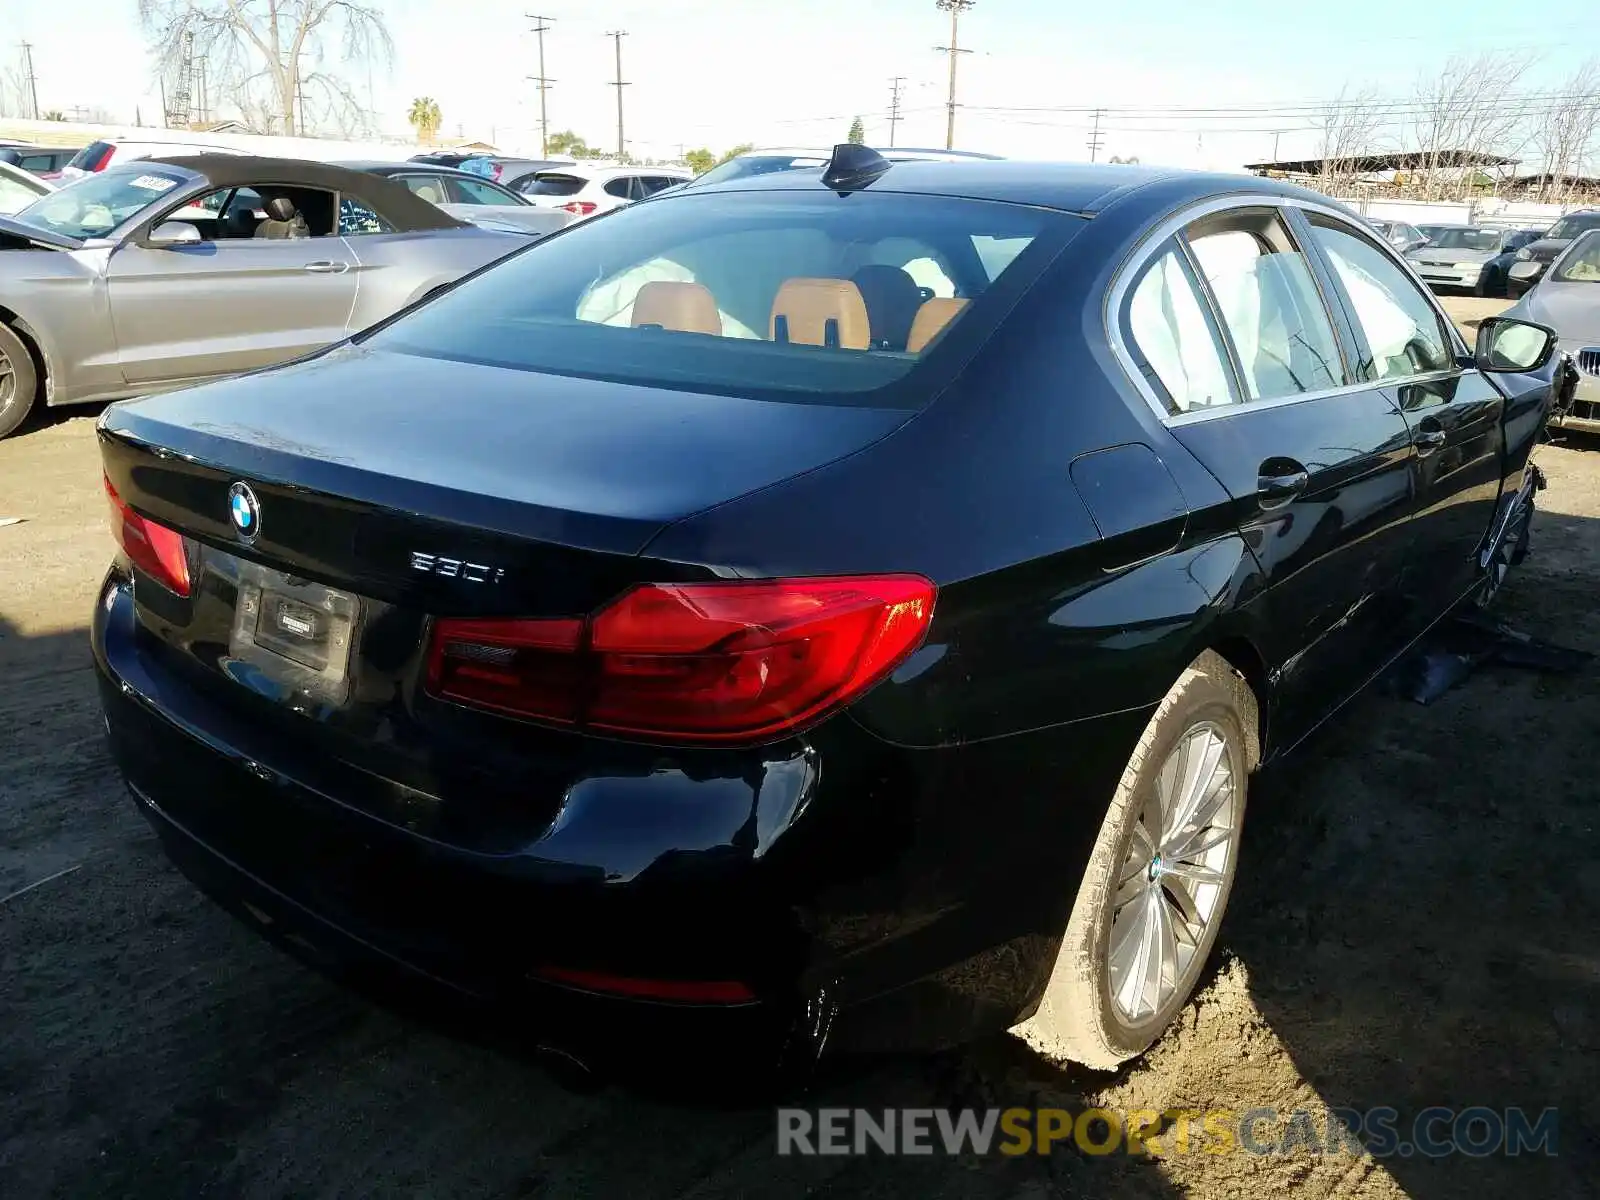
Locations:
1166;823;1231;864
1164;877;1204;934
1165;731;1226;841
1160;861;1225;888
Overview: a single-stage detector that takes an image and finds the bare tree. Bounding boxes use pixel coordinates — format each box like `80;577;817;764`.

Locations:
1312;87;1385;196
1411;53;1535;200
139;0;393;137
1533;59;1600;203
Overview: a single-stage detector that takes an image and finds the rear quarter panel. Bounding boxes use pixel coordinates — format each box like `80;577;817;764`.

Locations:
343;228;527;332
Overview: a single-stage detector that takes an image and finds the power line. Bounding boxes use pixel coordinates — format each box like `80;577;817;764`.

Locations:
887;75;907;147
606;30;629;160
527;13;556;158
934;0;975;150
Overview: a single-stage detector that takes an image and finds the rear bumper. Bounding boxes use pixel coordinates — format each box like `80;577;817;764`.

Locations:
92;569;1138;1061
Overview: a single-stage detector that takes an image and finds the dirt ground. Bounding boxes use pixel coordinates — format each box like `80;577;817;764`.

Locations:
3;295;1598;1198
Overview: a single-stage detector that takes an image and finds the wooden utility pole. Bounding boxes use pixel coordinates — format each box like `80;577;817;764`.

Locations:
1087;108;1104;162
527;14;555;158
887;76;906;147
606;30;629;161
934;1;974;150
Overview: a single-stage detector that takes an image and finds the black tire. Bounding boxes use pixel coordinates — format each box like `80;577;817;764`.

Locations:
0;322;39;439
1014;651;1254;1069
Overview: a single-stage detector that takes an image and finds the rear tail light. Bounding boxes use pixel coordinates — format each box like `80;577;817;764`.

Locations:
490;162;504;181
427;575;935;745
560;200;598;216
86;144;114;171
104;474;190;597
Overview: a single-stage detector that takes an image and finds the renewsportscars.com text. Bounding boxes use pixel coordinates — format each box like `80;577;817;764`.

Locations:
776;1106;1558;1159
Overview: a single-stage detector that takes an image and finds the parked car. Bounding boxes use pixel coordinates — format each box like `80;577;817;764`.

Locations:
1404;224;1535;294
407;151;483;168
0;160;52;215
1505;228;1600;434
1366;218;1428;253
342;161;572;237
1507;210;1600;297
1476;228;1546;298
0;144;77;179
0;155;534;438
456;155;575;190
90;147;1562;1079
513;164;693;217
58;138;247;181
686;145;1004;189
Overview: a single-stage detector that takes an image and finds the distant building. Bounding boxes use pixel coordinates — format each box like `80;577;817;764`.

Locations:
1243;150;1518;198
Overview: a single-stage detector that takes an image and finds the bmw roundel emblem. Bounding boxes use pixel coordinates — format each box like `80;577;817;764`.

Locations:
228;482;261;542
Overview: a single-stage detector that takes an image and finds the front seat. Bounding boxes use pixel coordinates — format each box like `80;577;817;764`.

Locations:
254;196;309;240
851;264;924;350
219;202;258;240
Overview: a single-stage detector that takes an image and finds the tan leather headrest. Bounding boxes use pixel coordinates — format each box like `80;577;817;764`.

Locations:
907;297;970;353
631;281;722;335
769;278;870;350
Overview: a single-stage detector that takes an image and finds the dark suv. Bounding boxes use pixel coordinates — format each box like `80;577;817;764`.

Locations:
1507;210;1600;296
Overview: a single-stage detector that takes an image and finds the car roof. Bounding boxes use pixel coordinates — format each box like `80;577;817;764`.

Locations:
142;154;467;231
678;158;1311;216
538;163;690;180
337;160;502;180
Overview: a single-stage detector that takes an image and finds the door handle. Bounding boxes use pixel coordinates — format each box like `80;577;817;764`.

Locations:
1413;425;1447;458
1256;458;1309;510
303;260;350;274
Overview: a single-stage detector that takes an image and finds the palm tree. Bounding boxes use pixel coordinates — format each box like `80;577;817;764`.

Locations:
408;97;442;145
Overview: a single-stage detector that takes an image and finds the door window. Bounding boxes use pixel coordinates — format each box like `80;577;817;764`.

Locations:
602;177;638;200
396;174;450;205
1306;216;1454;381
339;196;393;235
1125;245;1237;413
1184;210;1346;401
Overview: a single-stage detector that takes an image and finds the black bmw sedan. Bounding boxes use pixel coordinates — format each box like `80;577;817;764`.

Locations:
93;145;1563;1078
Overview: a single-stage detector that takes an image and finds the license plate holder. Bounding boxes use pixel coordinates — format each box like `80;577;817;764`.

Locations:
227;560;361;706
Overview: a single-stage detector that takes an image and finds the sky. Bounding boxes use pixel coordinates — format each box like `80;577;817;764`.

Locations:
1;0;1597;169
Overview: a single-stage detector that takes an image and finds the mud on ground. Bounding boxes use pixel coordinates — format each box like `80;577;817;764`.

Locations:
2;297;1596;1198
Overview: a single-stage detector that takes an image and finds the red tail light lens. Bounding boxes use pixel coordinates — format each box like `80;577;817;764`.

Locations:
426;575;935;745
560;200;598;216
104;474;190;597
533;966;755;1005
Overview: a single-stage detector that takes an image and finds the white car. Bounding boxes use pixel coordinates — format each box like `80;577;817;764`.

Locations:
0;160;53;214
59;139;247;181
513;164;693;218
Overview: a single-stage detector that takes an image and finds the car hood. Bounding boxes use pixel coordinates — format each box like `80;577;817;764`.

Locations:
1408;246;1495;265
1519;285;1600;342
0;214;83;251
1522;238;1571;263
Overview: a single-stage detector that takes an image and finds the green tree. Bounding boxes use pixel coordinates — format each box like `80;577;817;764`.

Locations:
717;142;754;165
847;116;865;144
548;129;599;158
41;110;66;122
684;147;716;175
408;97;442;145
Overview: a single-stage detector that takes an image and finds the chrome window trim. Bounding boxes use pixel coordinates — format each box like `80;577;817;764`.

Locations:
1105;192;1470;426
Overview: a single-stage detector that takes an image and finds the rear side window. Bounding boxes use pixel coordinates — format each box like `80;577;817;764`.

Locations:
1306;217;1453;381
364;191;1079;406
1126;246;1236;413
520;173;585;197
1183;210;1346;400
602;177;636;199
448;176;518;205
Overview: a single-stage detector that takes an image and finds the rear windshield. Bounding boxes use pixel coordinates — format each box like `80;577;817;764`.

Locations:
67;141;113;171
693;155;828;187
518;173;586;196
364;190;1079;406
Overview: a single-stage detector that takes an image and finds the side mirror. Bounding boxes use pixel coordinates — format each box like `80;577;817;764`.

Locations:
146;221;201;248
1474;316;1558;374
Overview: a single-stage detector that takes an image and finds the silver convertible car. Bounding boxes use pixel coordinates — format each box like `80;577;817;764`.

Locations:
0;156;537;437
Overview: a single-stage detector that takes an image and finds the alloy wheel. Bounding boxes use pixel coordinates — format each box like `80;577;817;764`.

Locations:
1107;721;1239;1025
0;347;14;412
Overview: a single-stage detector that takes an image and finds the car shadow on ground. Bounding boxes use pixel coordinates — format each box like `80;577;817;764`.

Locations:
4;526;1598;1198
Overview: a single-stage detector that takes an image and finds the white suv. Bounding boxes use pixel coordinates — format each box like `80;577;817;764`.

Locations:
513;164;693;218
59;139;247;180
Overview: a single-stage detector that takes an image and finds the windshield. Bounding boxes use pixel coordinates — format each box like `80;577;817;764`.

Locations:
363;190;1078;407
692;155;828;187
1421;227;1500;251
12;165;191;240
1547;213;1600;241
1552;232;1600;283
